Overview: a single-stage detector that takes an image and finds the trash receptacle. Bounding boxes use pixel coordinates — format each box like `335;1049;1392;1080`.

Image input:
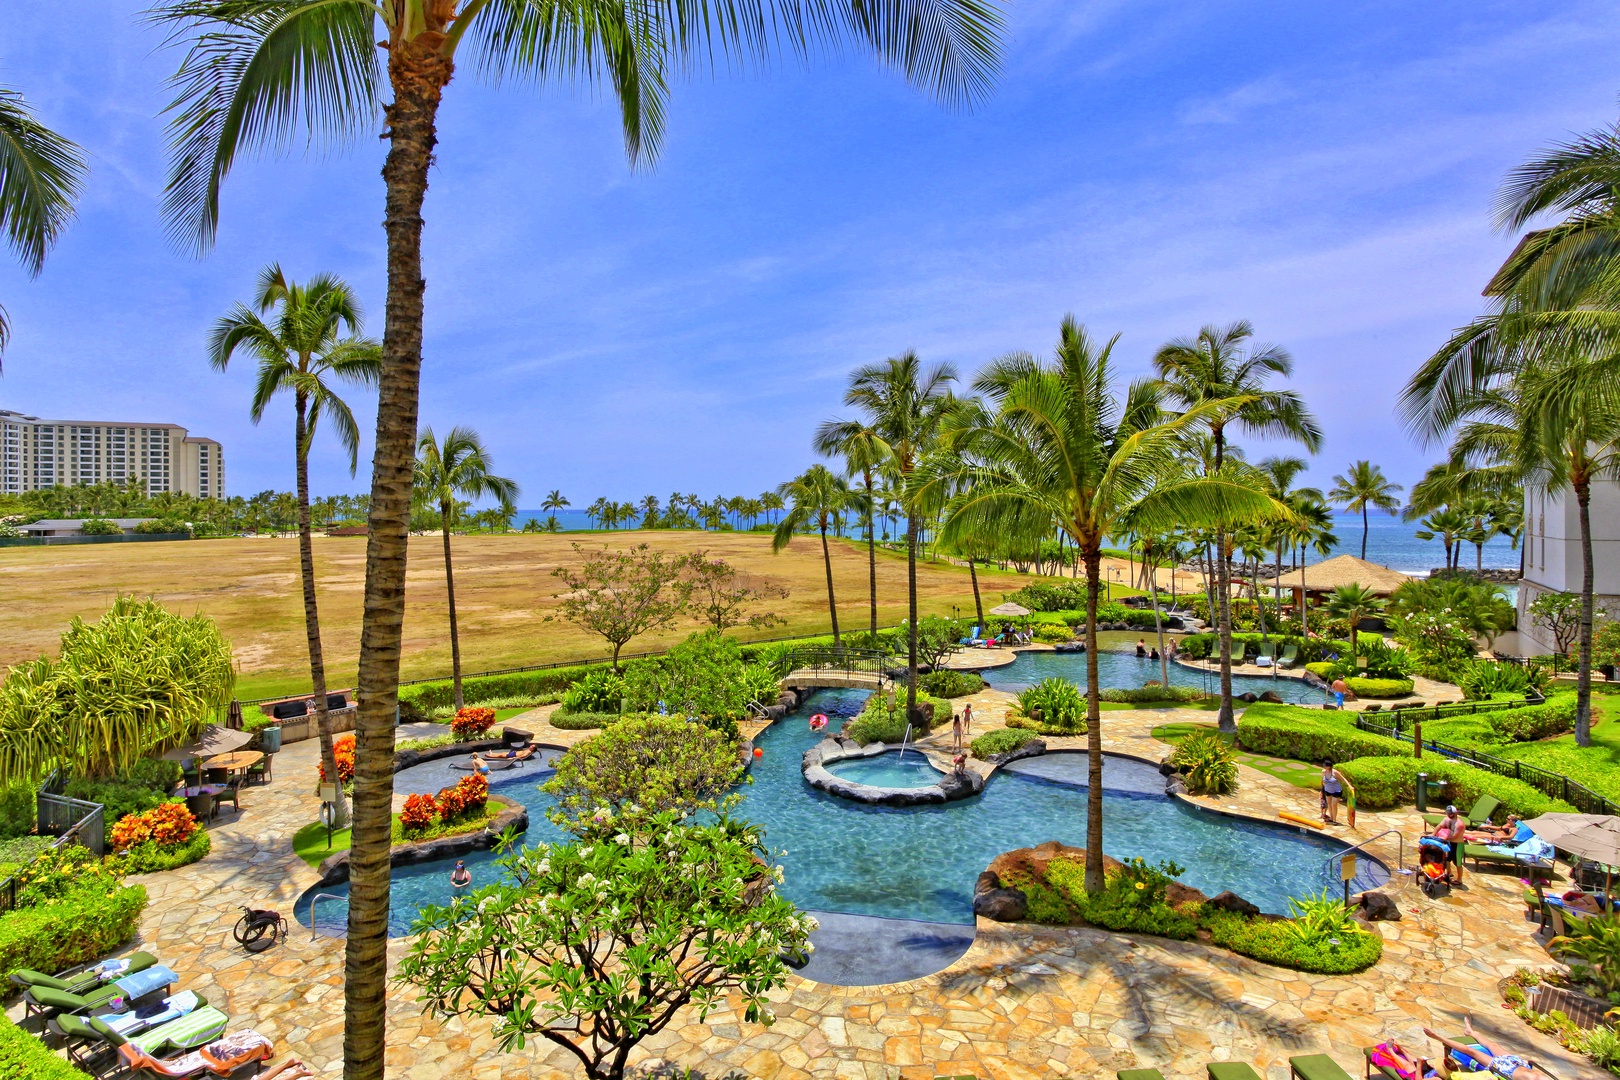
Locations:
256;723;283;754
1416;772;1447;813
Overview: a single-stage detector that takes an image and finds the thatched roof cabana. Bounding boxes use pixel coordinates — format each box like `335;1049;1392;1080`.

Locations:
1272;555;1412;598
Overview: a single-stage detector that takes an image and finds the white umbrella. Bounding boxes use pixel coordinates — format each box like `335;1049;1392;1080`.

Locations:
989;602;1031;617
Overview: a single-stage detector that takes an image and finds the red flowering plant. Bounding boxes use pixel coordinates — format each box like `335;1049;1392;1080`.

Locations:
454;773;489;814
451;706;496;740
400;793;439;836
317;734;356;784
111;802;199;853
435;784;467;820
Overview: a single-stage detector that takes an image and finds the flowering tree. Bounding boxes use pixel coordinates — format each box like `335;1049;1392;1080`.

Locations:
551;544;694;669
396;813;814;1080
683;553;788;632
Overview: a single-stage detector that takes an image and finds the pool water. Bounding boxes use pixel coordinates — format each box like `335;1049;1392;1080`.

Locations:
297;687;1382;935
979;648;1322;704
824;749;945;789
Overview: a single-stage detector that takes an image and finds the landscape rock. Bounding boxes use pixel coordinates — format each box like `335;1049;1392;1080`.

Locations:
1205;890;1262;918
980;738;1047;767
1356;890;1402;921
1164;778;1188;797
1238;692;1258;703
1258;690;1285;704
974;886;1029;922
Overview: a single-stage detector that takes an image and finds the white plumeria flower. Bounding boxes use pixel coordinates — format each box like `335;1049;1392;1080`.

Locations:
614;833;630;846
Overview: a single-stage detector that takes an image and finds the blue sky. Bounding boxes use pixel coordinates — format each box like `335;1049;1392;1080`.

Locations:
2;2;1618;507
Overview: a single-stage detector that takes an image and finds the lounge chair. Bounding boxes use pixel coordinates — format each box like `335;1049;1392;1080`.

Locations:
1117;1071;1165;1080
22;963;177;1023
1254;646;1275;667
1463;841;1553;878
1290;1055;1355;1080
51;995;218;1072
1234;641;1252;665
1278;644;1300;669
1422;794;1500;828
1208;1064;1264;1080
958;626;981;646
11;950;160;995
116;1029;275;1080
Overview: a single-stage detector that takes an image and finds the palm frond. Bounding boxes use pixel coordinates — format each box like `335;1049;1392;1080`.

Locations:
0;87;86;276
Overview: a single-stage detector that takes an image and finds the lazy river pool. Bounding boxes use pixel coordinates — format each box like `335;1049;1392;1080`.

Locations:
296;688;1382;936
978;648;1324;704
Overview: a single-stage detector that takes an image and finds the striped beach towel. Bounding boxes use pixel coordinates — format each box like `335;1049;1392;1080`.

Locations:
129;1006;230;1055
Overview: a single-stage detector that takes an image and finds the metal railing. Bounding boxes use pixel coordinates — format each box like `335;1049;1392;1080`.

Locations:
1322;829;1405;890
308;893;347;939
771;645;895;680
0;778;107;918
1355;715;1614;817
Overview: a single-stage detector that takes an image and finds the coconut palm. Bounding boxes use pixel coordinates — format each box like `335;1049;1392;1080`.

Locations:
831;353;958;717
1255;455;1321;635
414;427;518;711
1153;322;1321;729
772;465;850;645
1328;461;1403;560
210;265;380;827
931;316;1285;889
0;85;86;366
1412;506;1469;570
541;490;569;514
153;8;1000;1069
1324;583;1383;666
815;417;893;639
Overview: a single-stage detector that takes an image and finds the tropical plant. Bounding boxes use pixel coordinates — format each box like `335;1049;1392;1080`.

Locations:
1328;461;1403;560
1153;321;1321;730
828;353;960;717
212;264;380;824
0;85;85;365
1169;730;1238;795
541;716;745;830
1284;889;1364;944
78;517;120;536
621;630;777;723
398;793;437;835
1459;661;1545;700
1552;915;1620;996
551;543;692;670
1017;677;1087;734
1388;576;1514;646
558;669;627;716
1324;584;1385;659
0;598;234;782
153;3;1002;1069
414;427;518;710
1529;591;1585;655
449;706;495;740
318;734;357;784
816;416;894;638
772;465;850;644
397;812;813;1080
932;316;1286;889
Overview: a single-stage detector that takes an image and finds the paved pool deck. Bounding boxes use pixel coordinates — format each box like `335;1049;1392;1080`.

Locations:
16;697;1605;1080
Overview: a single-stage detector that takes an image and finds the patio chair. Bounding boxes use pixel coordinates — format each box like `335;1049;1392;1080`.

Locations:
246;755;271;785
1463;841;1553;878
1208;1064;1264;1080
1422;794;1500;828
1290;1055;1355;1080
958;626;981;645
51;994;216;1072
213;779;242;816
11;951;161;996
25;965;179;1024
1254;646;1275;667
1278;643;1300;669
1117;1071;1165;1080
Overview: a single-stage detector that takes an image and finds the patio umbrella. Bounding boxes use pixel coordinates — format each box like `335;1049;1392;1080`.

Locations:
226;699;244;730
1525;812;1620;895
988;602;1030;617
161;724;253;763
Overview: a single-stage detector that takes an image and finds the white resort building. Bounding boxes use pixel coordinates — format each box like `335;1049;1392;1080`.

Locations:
0;409;224;500
1515;480;1620;655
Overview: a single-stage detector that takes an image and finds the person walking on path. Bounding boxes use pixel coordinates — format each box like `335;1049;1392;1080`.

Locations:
1320;759;1353;825
961;703;974;736
1331;676;1349;709
952;709;965;752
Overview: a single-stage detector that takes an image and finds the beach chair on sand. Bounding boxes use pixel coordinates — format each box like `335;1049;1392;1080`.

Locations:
1279;643;1300;668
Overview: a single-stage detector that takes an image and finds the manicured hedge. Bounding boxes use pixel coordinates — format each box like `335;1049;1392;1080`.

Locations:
970;728;1040;760
400;663;610;712
1235;704;1409;764
1181;632;1382;664
0;881;148;981
1336;756;1576;817
549;711;614;731
0;1009;92;1080
1344;677;1413;698
1204;910;1381;974
1099;685;1214;704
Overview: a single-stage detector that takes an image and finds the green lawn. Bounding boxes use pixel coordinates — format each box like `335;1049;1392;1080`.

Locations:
1152;720;1321;791
1477;693;1620;803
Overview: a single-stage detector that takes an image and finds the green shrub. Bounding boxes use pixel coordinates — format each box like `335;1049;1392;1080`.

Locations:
400;663;610;712
396;733;457;754
1235;705;1409;764
844;690;950;745
113;828;211;874
1046;857;1198;939
63;776;168;843
1344;677;1413;698
970;728;1040;760
1099;684;1213;704
0;875;147;980
1170;731;1238;795
1305;661;1338;679
0;1009;94;1080
1336;755;1576;817
559;669;627;715
1018;678;1086;734
79;518;120;536
0;836;50;877
622;631;781;722
542;715;744;827
0;781;34;839
1033;623;1074;644
920;669;986;698
1487;694;1576;742
1203;908;1381;974
423;693;561;719
1460;661;1548;700
1181;632;1369;664
549;711;614;731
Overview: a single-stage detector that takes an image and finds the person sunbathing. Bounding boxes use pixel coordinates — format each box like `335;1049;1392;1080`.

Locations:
1423;1016;1549;1079
484;744;535;761
1466;814;1530;845
1368;1039;1441;1080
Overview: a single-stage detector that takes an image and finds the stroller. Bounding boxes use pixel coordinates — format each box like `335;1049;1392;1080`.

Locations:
1418;836;1452;899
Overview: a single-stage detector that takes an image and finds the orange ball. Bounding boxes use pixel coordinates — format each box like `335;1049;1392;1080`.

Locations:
753;747;764;758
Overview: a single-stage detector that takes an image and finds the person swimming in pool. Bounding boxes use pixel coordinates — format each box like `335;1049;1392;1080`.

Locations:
450;861;471;889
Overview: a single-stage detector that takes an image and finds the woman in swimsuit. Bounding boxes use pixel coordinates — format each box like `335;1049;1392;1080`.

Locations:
1320;759;1351;825
1423;1017;1547;1079
450;861;472;889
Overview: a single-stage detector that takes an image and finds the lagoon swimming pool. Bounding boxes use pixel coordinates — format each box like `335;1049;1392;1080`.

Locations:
978;648;1323;704
296;688;1380;936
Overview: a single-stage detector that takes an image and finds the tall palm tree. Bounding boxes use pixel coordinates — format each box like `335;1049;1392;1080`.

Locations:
413;427;518;711
1328;461;1403;560
0;85;86;367
541;489;569;514
1153;321;1321;730
210;265;380;827
761;490;784;526
931;316;1284;889
1412;506;1469;570
1255;455;1321;634
153;8;1001;1073
834;353;958;717
773;465;849;645
1324;583;1383;667
815;417;892;639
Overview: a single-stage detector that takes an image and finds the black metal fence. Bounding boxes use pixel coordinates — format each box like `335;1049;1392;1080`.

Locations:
771;645;895;679
1355;714;1614;816
0;779;106;918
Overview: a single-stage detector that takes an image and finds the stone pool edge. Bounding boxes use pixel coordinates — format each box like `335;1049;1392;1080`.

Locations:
801;738;982;805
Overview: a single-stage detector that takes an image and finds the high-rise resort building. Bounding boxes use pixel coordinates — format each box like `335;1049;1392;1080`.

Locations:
0;409;225;499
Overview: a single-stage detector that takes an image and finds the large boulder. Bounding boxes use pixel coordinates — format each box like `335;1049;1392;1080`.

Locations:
1258;690;1285;704
973;871;1029;922
1238;692;1259;704
1356;890;1402;922
1206;890;1261;918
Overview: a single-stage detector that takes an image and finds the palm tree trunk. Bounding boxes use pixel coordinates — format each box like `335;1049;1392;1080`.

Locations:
820;520;841;646
969;558;985;630
442;507;463;711
1150;553;1169;687
1082;541;1105;893
1216;533;1236;733
1361;506;1369;559
295;395;348;828
346;44;450;1080
1577;477;1595;747
865;475;877;639
906;510;919;716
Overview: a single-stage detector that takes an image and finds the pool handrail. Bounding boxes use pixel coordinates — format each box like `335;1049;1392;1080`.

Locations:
1322;829;1404;885
308;892;347;939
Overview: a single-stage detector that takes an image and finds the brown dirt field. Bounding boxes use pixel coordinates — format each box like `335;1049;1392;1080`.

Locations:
0;530;1096;699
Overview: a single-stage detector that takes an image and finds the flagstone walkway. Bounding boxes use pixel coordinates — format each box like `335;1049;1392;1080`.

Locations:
26;699;1608;1080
